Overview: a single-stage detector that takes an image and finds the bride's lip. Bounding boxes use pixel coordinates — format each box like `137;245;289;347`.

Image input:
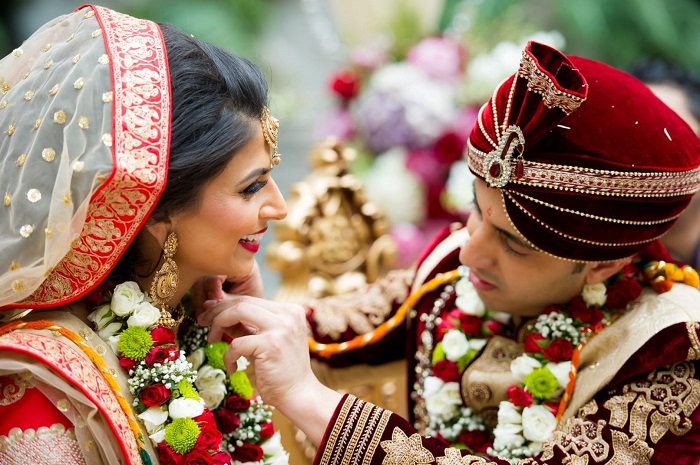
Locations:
469;270;496;290
238;227;268;253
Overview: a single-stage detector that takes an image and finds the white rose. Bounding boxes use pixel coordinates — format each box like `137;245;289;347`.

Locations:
497;401;523;425
187;348;206;371
195;365;228;409
422;376;443;399
107;334;120;355
425;381;461;422
492;422;525;450
97;321;122;340
581;282;607;307
262;432;290;465
138;406;168;433
546;361;572;390
442;330;469;361
111;281;145;316
168;397;204;419
454;280;486;317
510;355;542;382
126;301;161;328
469;338;487;352
236;356;250;372
149;429;166;444
522;405;557;443
87;304;115;330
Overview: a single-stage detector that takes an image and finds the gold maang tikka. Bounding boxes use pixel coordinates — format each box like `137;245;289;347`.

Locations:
150;232;183;329
261;106;281;167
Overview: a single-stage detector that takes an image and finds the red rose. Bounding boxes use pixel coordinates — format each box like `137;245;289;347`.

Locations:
260;421;275;439
157;442;184;465
329;69;361;100
194;409;216;426
230;443;264;463
435;309;459;341
506;385;533;407
457;429;492;454
433;360;460;383
544;401;560;416
145;346;179;366
605;279;643;309
225;394;251;412
543;339;574;363
140;383;171;407
118;355;138;373
568;297;603;325
524;333;546;354
483;319;505;336
459;314;482;336
212;451;231;465
433;131;465;165
183;449;214;465
214;408;240;434
151;326;176;345
544;304;563;315
194;425;223;452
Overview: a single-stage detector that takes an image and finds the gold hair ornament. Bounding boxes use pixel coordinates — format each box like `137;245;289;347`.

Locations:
261;106;281;167
150;232;183;329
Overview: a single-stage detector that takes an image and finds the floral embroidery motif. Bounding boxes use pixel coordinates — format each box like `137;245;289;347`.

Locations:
0;425;86;464
608;430;653;465
0;373;33;406
686;322;700;360
436;448;496;464
380;428;434;465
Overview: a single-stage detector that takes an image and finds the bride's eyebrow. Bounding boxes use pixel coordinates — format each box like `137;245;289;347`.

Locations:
236;167;271;186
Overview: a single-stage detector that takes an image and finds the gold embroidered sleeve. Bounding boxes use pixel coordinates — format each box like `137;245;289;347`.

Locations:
307;268;415;340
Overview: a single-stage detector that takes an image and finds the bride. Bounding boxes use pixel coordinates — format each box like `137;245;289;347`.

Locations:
0;4;287;464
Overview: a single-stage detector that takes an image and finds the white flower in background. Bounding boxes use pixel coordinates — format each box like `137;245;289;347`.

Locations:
546;361;572;390
138;406;168;434
236;356;250;372
195;365;228;409
406;36;465;82
445;160;475;214
582;282;607;307
262;432;290;465
497;401;523;426
510;354;542;382
364;148;425;225
492;422;525;451
87;303;114;330
110;281;145;316
168;397;204;419
97;321;122;340
126;301;161;328
521;405;557;443
442;329;470;361
469;338;487;352
186;348;206;371
107;334;120;355
455;277;485;317
149;429;166;444
423;377;462;422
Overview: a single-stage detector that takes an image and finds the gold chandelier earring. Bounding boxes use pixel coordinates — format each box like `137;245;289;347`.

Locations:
150;232;182;329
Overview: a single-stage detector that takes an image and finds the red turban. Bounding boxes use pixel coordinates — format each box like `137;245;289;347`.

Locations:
467;41;700;262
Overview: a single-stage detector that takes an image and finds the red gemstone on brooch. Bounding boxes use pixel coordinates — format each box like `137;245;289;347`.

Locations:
489;162;502;178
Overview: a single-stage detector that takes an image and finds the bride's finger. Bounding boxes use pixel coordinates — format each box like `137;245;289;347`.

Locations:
207;300;275;342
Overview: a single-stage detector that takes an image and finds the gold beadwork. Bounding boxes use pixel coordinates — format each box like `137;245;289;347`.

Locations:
261;106;281;167
54;110;67;124
42;148;56;162
150;232;181;330
16;154;26;166
3;192;10;206
6;122;15;136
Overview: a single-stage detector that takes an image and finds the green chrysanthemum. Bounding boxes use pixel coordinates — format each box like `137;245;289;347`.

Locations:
228;371;253;399
118;326;154;361
178;380;200;401
204;341;228;371
164;417;200;454
524;367;559;400
431;342;446;365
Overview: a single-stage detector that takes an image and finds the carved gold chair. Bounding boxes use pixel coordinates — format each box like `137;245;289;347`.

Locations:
265;137;409;463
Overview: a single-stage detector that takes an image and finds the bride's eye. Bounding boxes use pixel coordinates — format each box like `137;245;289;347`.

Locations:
240;180;268;197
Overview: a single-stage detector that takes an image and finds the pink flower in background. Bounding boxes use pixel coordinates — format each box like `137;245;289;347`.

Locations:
407;36;466;82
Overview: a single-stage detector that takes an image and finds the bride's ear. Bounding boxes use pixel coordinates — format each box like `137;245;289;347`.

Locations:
584;257;633;285
144;221;171;247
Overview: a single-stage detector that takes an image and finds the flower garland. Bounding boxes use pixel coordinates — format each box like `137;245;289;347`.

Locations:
88;282;289;465
417;260;699;462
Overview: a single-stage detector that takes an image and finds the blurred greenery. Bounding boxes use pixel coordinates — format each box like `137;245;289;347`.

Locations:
449;0;700;74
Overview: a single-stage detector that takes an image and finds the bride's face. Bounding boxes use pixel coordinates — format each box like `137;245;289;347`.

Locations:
170;127;287;286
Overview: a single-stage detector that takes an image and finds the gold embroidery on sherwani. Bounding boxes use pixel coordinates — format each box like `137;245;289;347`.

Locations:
380;428;434;465
604;392;636;430
686;322;700;360
310;268;414;339
578;400;598;418
608;430;652;465
615;362;700;443
0;425;86;464
0;373;34;406
436;448;496;464
555;419;610;462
